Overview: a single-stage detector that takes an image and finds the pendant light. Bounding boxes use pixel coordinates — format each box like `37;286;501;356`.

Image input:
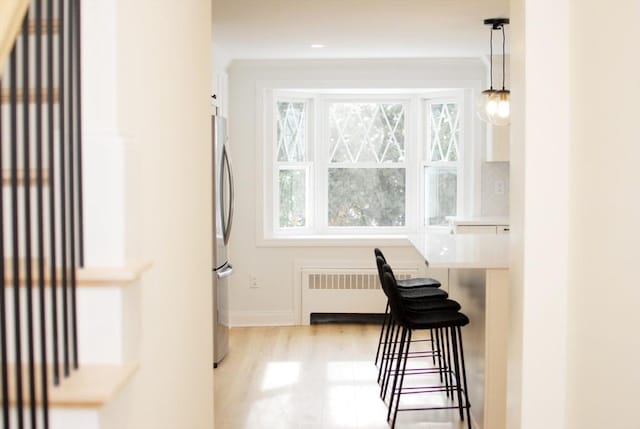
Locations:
478;18;510;126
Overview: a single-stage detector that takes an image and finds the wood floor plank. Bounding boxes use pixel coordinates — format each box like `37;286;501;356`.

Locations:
214;324;467;429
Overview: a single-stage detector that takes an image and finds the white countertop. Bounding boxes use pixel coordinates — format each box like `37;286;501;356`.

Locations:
408;232;510;269
447;216;510;226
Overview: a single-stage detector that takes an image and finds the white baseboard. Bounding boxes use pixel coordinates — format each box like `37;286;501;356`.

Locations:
229;310;297;327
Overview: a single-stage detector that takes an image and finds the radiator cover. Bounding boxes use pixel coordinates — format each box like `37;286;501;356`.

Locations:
298;263;419;324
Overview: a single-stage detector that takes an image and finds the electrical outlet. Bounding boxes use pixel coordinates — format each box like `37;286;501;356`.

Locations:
494;180;505;195
250;276;260;288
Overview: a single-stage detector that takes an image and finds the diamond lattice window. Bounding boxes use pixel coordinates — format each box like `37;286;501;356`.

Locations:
326;102;406;228
276;102;306;162
429;103;460;162
268;91;466;236
425;101;461;226
276;101;309;229
329;103;405;164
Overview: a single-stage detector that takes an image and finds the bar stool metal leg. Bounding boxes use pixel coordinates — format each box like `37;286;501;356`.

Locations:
378;316;395;384
445;327;454;399
435;328;444;383
390;328;411;429
457;326;472;429
374;302;390;367
450;326;465;420
381;322;400;399
429;328;436;365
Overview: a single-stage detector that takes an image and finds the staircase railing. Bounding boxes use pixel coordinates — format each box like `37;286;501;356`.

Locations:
0;0;84;427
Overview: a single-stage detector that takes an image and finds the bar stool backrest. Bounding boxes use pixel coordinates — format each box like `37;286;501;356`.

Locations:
375;255;386;284
381;268;408;324
374;248;386;263
376;255;399;285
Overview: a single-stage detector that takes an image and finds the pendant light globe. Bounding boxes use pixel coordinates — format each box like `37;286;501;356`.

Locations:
477;18;511;127
486;89;510;126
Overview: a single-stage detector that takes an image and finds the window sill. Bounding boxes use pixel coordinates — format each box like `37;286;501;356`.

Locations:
256;234;413;248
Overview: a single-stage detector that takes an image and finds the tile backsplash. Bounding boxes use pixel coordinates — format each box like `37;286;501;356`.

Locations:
481;162;510;217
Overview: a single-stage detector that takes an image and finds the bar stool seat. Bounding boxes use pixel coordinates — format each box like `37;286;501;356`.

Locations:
397;277;441;289
398;286;448;300
402;309;469;330
375;248;441;289
405;298;461;314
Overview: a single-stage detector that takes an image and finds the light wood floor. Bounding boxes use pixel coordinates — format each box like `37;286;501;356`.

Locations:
214;324;468;429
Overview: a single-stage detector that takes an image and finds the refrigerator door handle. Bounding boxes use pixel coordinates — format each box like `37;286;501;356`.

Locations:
216;264;234;279
222;144;235;246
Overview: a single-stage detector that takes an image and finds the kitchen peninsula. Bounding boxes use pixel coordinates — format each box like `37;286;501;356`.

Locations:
409;232;510;429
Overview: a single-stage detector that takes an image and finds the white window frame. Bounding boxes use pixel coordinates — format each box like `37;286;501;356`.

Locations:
259;85;478;245
317;95;415;235
422;94;465;229
272;96;315;235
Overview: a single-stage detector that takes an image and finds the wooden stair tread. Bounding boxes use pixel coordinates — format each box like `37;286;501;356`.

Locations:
1;88;59;104
4;362;139;408
28;18;60;35
78;262;153;285
2;168;51;185
49;363;138;408
4;260;153;287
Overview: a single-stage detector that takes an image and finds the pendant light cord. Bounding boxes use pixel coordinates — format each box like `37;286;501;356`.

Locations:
489;27;494;91
501;25;506;90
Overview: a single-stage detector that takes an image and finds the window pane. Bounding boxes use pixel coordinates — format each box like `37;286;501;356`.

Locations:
425;166;457;226
328;168;405;227
276;102;306;162
329;103;405;164
429;103;460;162
279;169;306;228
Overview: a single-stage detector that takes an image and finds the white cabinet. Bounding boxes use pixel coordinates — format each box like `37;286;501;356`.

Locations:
448;217;510;235
486;124;510;162
497;225;511;234
454;225;498;234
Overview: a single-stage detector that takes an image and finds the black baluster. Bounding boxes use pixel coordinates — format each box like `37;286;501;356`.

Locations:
22;14;38;429
47;0;59;386
68;0;78;371
36;0;51;426
10;45;25;429
0;76;11;429
75;0;84;270
58;0;70;378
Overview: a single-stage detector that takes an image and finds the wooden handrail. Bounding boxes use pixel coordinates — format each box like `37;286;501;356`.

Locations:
0;0;30;78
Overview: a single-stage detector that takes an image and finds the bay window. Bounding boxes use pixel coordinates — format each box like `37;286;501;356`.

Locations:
265;90;467;239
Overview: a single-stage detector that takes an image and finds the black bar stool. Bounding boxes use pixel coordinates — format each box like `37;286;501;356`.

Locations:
374;248;444;368
376;260;459;400
375;256;450;388
381;269;472;429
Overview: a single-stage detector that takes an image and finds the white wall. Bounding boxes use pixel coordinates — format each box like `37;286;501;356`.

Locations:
227;58;485;325
507;0;570;428
509;1;640;429
95;0;214;428
566;1;640;428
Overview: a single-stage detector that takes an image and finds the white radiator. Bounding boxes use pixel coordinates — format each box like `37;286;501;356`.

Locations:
298;262;419;324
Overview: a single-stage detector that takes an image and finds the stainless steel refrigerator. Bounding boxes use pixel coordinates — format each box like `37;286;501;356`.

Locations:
213;113;234;367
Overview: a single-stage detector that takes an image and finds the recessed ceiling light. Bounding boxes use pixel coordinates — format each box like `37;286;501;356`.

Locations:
310;44;325;49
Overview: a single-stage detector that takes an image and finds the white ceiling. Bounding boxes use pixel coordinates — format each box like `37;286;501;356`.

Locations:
212;0;510;60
